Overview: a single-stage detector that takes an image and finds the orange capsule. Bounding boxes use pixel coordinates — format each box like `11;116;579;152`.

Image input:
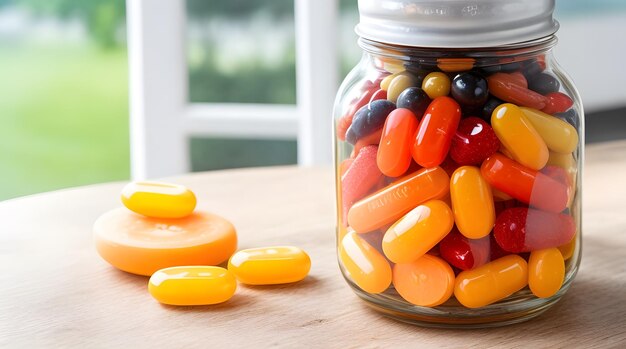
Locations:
528;248;565;298
339;230;392;294
454;255;528;308
412;96;462;168
393;254;455;307
377;108;419;177
348;167;450;233
481;153;568;213
437;58;474;73
491;103;549;170
450;166;495;239
382;200;454;264
487;73;548;110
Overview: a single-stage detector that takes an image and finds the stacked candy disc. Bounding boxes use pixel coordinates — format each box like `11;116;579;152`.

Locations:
337;57;578;308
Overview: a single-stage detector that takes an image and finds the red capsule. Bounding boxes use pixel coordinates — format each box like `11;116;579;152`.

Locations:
494;207;576;253
449;117;500;165
369;89;388;105
481;154;569;213
341;146;383;222
542;92;574;115
412;96;462;168
487;73;549;110
439;228;490;271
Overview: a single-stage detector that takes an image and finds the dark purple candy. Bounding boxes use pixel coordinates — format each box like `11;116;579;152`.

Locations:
521;60;544;80
528;72;560;95
500;61;522;73
345;100;396;144
481;97;504;121
451;72;489;108
396;87;431;118
555;109;579;129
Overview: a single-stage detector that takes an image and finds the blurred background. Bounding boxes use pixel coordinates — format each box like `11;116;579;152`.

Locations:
1;0;625;201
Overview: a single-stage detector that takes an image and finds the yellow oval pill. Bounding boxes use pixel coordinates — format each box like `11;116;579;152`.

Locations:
492;103;549;170
558;238;576;260
121;181;197;218
387;74;417;103
148;266;236;306
228;246;311;285
454;255;528;308
520;107;579;154
382;200;454;264
339;231;392;294
450;166;495;239
528;248;565;298
422;72;451;99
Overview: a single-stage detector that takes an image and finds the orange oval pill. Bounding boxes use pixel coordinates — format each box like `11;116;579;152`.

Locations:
412;96;462;168
558;237;576;260
393;254;455;307
382;200;454;264
377;108;419;177
450;166;495;239
94;208;237;276
348;167;450;233
528;248;565;298
339;231;392;294
454;255;528;308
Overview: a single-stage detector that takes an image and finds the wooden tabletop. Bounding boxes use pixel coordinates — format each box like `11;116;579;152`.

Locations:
1;141;626;348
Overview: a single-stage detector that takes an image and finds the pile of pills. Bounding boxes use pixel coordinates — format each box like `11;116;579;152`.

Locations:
337;57;578;308
94;181;311;306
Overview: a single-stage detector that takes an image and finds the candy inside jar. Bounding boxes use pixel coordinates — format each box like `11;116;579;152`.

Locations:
334;36;582;327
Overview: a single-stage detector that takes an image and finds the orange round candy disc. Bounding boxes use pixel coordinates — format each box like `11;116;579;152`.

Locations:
94;208;237;276
392;254;455;307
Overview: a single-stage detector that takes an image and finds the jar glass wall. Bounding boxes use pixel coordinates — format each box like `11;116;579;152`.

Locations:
334;37;582;328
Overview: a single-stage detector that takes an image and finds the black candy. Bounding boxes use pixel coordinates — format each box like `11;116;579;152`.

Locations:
521;60;544;80
528;72;560;95
481;97;504;121
451;72;489;108
396;87;431;118
345;100;396;144
500;62;522;73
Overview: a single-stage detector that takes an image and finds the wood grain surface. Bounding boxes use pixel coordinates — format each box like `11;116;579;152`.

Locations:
1;141;625;348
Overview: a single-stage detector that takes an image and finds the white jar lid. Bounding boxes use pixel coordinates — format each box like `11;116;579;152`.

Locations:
356;0;560;48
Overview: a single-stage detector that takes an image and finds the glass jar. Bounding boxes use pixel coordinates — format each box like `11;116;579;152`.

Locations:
334;0;582;327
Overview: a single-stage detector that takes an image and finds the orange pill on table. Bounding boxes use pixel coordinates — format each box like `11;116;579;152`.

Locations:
339;231;392;294
491;103;549;170
528;248;565;298
450;166;495;239
393;254;455;307
348;167;450;233
454;255;528;308
94;208;237;276
412;96;461;168
377;108;419;177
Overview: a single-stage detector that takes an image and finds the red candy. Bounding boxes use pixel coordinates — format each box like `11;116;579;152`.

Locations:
412;96;462;168
439;228;490;271
494;207;576;253
369;89;387;105
489;233;510;261
487;73;549;110
341;146;383;222
449;117;500;165
542;92;573;115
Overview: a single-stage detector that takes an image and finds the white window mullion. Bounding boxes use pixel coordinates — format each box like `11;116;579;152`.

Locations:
295;0;339;166
127;0;188;179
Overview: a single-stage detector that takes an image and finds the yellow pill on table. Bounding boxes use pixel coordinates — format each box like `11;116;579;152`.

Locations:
382;200;454;264
529;248;565;298
121;181;196;218
228;246;311;285
491;103;549;170
148;266;236;306
450;166;495;239
422;72;451;99
454;255;528;308
520;107;579;154
339;231;392;294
